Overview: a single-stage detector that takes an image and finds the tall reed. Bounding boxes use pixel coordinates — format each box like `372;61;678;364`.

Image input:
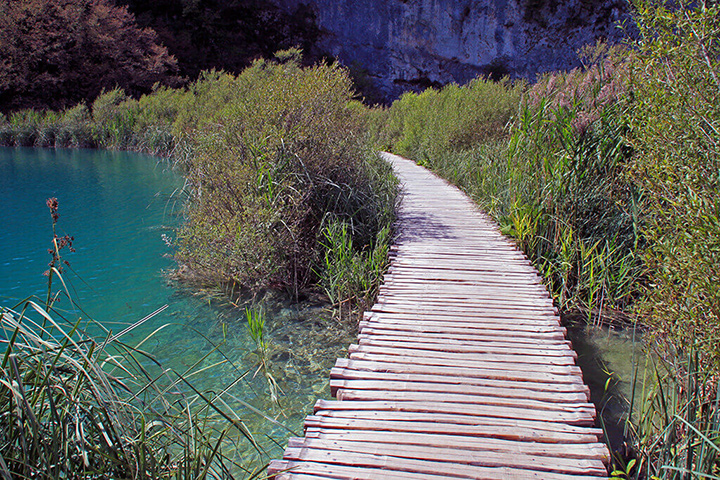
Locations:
379;46;644;323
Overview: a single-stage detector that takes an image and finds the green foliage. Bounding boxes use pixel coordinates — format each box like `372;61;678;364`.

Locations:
506;50;645;319
628;0;720;366
0;54;398;303
383;77;524;165
624;346;720;479
1;298;264;479
319;220;392;315
0;199;263;479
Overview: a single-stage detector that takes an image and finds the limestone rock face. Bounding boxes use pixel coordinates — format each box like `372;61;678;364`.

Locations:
276;0;630;99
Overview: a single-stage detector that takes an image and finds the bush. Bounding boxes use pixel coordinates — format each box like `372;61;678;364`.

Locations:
0;53;398;302
175;55;397;295
385;77;524;166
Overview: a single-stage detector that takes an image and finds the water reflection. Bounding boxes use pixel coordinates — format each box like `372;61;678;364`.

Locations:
566;316;644;455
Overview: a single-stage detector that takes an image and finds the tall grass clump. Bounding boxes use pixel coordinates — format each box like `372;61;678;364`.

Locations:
505;44;644;321
1;198;264;478
608;2;720;477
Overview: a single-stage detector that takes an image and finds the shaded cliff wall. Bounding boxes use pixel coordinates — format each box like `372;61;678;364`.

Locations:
277;0;630;99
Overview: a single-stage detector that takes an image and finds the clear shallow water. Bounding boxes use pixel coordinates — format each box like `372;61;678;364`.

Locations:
567;320;645;453
0;147;354;471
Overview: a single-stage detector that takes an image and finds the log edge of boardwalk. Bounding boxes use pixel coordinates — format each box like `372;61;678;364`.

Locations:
268;152;610;479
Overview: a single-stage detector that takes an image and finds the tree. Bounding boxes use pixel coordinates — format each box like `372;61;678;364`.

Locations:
118;0;321;80
0;0;179;111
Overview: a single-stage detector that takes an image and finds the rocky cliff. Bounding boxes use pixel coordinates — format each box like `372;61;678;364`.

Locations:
277;0;630;100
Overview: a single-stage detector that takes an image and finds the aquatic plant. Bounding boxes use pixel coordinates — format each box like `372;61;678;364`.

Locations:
318;220;392;316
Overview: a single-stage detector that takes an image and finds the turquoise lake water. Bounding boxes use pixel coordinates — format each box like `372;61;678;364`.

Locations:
0;147;353;471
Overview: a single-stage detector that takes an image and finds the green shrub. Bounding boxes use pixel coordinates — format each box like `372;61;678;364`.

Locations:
385;77;524;166
175;56;397;296
0;54;397;303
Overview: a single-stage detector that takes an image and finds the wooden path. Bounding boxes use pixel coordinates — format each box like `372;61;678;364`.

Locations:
268;153;610;479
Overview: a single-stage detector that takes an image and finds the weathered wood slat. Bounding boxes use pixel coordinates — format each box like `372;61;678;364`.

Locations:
333;357;586;385
358;334;577;358
303;428;609;460
313;400;597;426
357;322;572;344
281;447;606;480
329;367;591;397
267;152;609;479
347;344;578;367
305;413;602;444
286;437;608;476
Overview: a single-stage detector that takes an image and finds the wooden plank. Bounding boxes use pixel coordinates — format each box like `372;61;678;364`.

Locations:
375;295;556;310
365;309;563;325
356;334;577;357
281;447;607;480
353;335;575;355
288;438;608;476
269;460;481;480
357;323;572;345
347;343;578;366
362;315;566;333
333;358;587;385
311;402;601;434
376;290;555;305
345;351;584;377
303;428;609;462
329;377;589;402
333;388;595;416
329;367;591;397
315;397;596;425
371;302;558;317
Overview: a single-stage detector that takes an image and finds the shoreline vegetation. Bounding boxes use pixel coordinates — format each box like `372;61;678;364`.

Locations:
0;50;399;478
0;49;399;311
1;0;719;477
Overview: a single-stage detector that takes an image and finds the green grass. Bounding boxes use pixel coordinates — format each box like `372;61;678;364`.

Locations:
0;197;270;479
1;280;266;479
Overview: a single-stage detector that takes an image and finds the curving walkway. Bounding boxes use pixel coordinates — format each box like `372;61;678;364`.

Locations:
268;152;609;479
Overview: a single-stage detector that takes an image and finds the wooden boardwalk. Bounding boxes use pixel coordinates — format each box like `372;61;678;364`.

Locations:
268;153;610;479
